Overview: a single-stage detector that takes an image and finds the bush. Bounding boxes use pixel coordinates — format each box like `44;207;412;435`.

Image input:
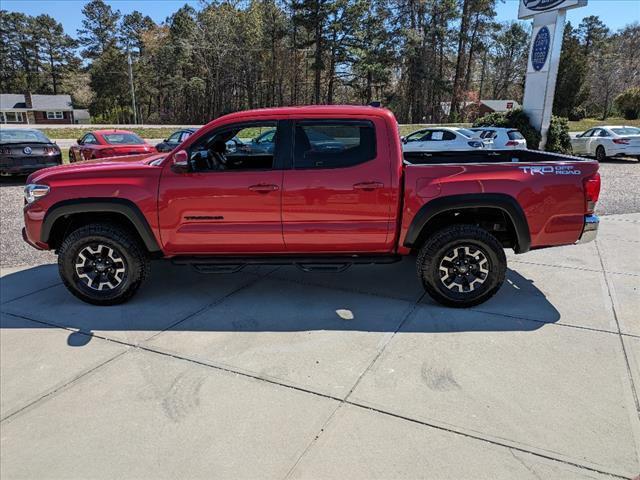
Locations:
546;116;573;154
568;106;586;121
615;87;640;120
473;108;541;150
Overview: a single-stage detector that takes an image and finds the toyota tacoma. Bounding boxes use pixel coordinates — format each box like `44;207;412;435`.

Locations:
22;106;601;307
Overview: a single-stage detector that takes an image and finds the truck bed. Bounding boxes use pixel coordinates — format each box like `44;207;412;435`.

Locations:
400;150;599;252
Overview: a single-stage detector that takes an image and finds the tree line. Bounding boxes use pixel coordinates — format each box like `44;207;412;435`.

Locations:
1;0;638;124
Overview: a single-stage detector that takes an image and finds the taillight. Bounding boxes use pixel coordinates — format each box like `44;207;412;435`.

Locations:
583;172;601;213
505;140;519;147
613;138;630;145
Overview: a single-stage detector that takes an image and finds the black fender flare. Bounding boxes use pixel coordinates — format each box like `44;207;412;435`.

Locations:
41;198;161;252
403;193;531;253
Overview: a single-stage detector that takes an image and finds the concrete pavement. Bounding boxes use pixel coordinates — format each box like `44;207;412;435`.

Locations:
1;214;638;479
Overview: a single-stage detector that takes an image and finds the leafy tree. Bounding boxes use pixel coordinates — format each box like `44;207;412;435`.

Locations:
77;0;121;58
553;22;587;117
35;15;78;94
615;87;640;120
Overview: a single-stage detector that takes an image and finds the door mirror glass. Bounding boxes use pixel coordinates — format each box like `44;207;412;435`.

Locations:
172;149;190;173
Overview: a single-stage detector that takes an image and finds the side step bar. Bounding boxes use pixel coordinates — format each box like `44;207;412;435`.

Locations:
171;255;401;274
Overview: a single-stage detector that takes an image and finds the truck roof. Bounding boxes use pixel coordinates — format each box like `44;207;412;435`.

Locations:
207;105;396;126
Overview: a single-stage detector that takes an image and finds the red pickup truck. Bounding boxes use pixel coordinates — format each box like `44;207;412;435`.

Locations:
22;106;601;308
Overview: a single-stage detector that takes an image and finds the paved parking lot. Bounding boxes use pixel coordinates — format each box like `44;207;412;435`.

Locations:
1;213;639;479
1;156;639;479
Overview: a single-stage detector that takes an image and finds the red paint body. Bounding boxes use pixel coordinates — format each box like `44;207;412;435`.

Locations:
69;130;156;162
25;106;599;257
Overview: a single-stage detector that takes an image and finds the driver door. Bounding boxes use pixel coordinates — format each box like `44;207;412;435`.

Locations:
158;121;287;255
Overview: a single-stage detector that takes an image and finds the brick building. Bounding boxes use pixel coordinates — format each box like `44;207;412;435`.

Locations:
0;93;78;125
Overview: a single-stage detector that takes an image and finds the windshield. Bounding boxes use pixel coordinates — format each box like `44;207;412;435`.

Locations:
612;127;640;136
0;129;51;144
457;129;476;138
103;133;145;145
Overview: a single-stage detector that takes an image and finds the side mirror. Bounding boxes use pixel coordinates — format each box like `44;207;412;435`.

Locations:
171;149;190;173
401;136;408;144
77;138;83;144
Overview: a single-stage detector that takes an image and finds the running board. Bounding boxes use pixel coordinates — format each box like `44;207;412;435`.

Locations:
171;255;401;274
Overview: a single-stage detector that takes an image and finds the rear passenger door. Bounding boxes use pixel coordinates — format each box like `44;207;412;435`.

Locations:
282;119;394;253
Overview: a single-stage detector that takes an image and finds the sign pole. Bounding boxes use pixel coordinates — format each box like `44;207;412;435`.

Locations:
520;0;587;150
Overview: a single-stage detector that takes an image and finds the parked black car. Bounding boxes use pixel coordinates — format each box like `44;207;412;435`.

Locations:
155;129;197;152
0;129;62;176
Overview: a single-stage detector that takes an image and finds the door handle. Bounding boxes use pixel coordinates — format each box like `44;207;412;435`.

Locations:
353;182;384;191
249;184;279;193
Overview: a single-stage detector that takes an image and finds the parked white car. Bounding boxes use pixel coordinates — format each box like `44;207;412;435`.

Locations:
571;126;640;161
402;127;486;152
470;127;527;150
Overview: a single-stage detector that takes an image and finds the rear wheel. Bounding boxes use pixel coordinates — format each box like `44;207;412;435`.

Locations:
58;223;150;305
595;145;607;162
416;225;506;308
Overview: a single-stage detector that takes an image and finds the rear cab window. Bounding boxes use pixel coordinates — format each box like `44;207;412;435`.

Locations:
293;120;376;169
507;131;525;140
103;133;145;145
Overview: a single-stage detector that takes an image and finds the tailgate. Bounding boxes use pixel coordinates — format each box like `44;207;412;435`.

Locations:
400;151;599;249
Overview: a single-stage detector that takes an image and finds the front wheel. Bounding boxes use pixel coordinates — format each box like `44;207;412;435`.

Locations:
58;223;150;305
416;225;507;308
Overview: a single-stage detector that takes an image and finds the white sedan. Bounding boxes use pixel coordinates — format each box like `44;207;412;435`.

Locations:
402;127;486;152
470;127;527;150
571;126;640;161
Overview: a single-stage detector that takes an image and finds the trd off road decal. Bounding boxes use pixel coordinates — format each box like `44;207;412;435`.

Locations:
519;165;582;175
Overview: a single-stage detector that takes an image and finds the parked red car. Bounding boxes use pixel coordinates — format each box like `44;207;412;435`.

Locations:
23;105;600;307
69;130;156;162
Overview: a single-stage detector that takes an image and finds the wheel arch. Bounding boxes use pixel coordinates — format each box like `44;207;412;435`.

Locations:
403;193;531;254
42;198;161;253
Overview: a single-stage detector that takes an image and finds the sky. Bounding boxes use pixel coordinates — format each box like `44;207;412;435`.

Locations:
2;0;639;34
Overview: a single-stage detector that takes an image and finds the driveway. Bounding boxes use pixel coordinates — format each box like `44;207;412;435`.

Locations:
1;214;639;479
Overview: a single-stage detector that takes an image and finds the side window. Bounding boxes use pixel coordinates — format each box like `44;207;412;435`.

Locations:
181;131;193;142
406;130;429;142
442;131;456;141
168;132;182;143
293;121;376;169
589;129;601;137
580;129;593;138
430;131;445;141
598;130;610;137
82;134;97;145
188;122;277;171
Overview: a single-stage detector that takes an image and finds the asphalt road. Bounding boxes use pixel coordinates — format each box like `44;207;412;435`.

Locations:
1;158;638;269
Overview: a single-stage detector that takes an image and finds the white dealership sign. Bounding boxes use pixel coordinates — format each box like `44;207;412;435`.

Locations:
519;0;587;20
520;0;587;149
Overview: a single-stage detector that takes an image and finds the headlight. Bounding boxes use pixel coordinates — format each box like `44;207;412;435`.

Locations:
24;184;50;204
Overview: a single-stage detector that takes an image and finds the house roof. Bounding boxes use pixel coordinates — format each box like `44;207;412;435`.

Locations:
31;94;73;110
0;94;73;111
480;100;520;111
0;94;27;110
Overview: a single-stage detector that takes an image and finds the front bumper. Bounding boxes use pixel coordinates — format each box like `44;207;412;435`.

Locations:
577;215;599;244
1;159;61;175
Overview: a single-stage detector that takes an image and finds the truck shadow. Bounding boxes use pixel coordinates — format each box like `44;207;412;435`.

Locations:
0;259;560;347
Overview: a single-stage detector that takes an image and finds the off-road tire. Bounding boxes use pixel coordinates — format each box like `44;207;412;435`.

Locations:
416;225;506;308
58;223;150;305
595;145;607;162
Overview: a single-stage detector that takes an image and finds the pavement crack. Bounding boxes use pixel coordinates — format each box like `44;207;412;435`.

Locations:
595;240;640;418
0;349;129;423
